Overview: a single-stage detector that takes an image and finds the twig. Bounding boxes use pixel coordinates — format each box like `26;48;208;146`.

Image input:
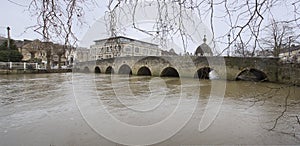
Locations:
269;85;291;131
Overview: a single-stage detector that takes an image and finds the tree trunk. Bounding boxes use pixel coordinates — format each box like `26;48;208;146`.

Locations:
46;51;51;70
58;55;61;69
273;47;280;57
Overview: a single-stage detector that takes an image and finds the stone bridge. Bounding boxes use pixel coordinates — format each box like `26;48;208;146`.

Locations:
74;56;289;82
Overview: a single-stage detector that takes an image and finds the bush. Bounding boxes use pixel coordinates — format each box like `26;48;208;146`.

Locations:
0;39;23;62
0;50;23;62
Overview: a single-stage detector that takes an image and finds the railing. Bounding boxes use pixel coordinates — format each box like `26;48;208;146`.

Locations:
0;62;39;70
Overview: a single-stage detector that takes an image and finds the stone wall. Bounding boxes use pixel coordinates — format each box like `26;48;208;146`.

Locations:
278;63;300;85
75;56;299;85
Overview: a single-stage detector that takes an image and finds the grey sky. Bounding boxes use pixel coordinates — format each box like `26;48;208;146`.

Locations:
0;0;35;39
0;0;298;55
0;0;103;41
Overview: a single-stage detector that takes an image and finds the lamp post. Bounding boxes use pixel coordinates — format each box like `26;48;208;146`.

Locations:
288;36;292;58
227;34;230;57
6;26;11;63
7;26;10;49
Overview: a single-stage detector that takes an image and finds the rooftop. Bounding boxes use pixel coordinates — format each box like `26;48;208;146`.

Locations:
280;45;300;53
194;35;213;55
94;36;159;46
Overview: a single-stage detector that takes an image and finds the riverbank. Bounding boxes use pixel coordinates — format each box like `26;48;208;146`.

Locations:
0;69;72;74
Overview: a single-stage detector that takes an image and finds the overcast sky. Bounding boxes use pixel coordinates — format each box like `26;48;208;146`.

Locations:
0;0;297;54
0;0;34;39
0;0;104;41
0;0;201;53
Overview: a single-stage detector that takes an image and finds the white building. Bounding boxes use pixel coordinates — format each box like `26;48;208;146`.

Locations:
279;45;300;63
75;47;90;62
89;36;161;60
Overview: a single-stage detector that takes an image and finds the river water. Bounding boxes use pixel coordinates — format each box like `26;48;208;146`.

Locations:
0;73;299;145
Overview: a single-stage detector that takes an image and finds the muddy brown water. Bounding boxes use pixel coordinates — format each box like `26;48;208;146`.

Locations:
0;73;299;145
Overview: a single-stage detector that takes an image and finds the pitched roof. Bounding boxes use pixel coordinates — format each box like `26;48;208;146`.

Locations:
161;49;178;56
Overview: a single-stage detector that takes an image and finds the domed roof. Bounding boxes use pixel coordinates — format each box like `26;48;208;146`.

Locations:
195;35;212;56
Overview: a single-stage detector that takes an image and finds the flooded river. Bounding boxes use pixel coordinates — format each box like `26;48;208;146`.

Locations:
0;73;299;145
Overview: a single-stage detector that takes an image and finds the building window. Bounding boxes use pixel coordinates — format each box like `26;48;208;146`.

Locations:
151;50;154;55
107;46;112;52
135;47;139;53
126;47;131;52
143;49;148;55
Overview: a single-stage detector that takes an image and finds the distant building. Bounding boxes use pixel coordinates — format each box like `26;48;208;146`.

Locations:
161;48;178;56
74;47;89;62
19;40;41;61
256;49;274;57
194;35;213;56
89;36;161;60
64;46;76;66
279;45;300;63
0;36;77;67
21;39;73;68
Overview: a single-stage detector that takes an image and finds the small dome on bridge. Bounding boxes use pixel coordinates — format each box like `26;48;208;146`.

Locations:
195;35;213;56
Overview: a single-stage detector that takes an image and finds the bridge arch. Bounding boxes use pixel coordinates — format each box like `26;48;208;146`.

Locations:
194;67;212;79
236;68;268;81
160;67;179;77
132;56;171;76
118;64;132;75
94;66;101;73
137;66;152;76
83;66;90;73
105;66;114;74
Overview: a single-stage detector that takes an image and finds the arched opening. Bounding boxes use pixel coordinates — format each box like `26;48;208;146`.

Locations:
94;66;101;73
194;67;212;79
137;66;152;76
160;67;179;77
105;66;114;74
118;64;132;75
83;66;90;73
236;68;268;82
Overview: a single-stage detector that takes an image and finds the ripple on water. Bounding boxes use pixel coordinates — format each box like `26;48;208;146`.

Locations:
0;73;300;145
